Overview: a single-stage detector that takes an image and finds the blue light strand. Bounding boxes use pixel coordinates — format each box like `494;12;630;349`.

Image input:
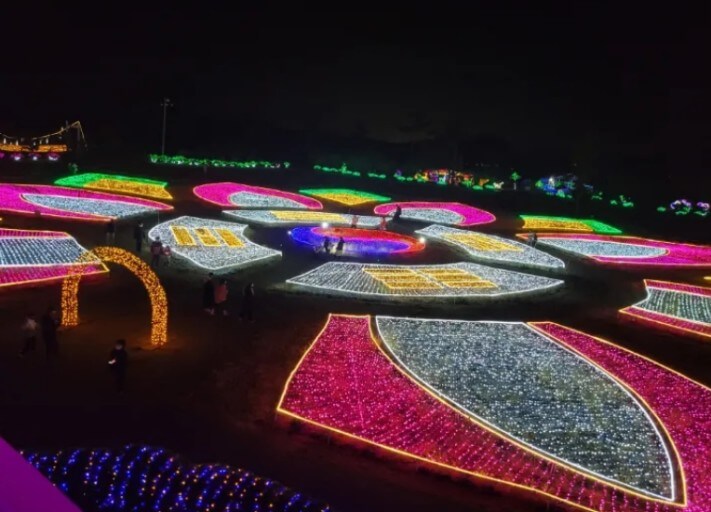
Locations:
23;445;332;512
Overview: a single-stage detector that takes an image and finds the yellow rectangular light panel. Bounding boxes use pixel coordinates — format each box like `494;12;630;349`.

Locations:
214;228;244;247
170;226;197;246
365;269;442;290
445;233;523;252
194;228;222;247
272;211;346;222
522;218;592;232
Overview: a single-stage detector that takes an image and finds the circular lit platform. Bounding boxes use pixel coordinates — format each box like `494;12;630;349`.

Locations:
289;227;425;256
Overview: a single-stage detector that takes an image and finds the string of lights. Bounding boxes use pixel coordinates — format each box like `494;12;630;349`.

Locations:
0;183;173;222
148;216;281;271
526;234;711;267
193;182;322;210
278;314;688;512
374;201;496;226
223;210;384;227
61;247;168;346
149;153;290;169
23;445;331;512
289;227;425;256
286;262;563;299
376;316;674;499
55;173;172;200
530;322;711;512
0;228;107;288
519;215;622;234
619;280;711;339
416;224;565;270
298;188;391;206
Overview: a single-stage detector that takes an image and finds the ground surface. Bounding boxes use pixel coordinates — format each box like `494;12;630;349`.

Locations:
0;161;710;512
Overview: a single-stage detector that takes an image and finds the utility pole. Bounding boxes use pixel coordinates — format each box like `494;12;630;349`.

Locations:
160;98;173;155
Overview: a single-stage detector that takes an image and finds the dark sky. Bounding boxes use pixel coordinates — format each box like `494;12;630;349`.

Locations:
2;4;710;181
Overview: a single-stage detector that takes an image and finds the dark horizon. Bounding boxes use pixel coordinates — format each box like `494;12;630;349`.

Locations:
2;4;710;190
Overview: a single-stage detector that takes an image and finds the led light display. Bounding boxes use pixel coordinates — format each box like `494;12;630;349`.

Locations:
524;234;711;267
289;227;425;256
286;262;563;299
620;280;711;339
55;173;172;200
25;446;331;512
148;216;280;271
223;210;384;227
0;183;172;221
149;153;289;169
374;201;496;226
417;224;565;270
299;188;391;206
61;247;168;346
520;215;622;234
376;317;674;499
278;315;703;512
530;322;711;512
193;182;322;209
0;228;107;288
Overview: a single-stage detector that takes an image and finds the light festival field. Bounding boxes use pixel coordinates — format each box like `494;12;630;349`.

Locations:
521;233;711;267
620;280;711;340
0;183;173;221
55;173;172;200
374;201;496;226
0;228;107;288
299;188;391;206
416;224;565;270
224;210;384;227
520;215;622;234
148;216;280;271
286;262;562;299
279;314;711;512
193;182;322;210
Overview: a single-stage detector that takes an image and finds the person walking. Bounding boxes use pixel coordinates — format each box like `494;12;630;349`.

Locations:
105;220;116;245
393;204;402;221
150;237;163;269
214;278;229;316
239;282;255;322
335;237;345;257
133;222;145;253
203;273;215;315
350;215;359;228
18;313;38;357
108;339;128;393
41;307;59;360
322;237;332;256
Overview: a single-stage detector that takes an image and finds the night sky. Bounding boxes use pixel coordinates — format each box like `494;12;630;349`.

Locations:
2;4;710;184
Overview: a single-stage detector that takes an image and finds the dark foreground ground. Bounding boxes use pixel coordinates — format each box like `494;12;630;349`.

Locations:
0;161;710;512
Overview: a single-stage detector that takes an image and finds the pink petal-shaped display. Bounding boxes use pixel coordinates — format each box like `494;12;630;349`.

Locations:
193;182;322;210
374;201;496;226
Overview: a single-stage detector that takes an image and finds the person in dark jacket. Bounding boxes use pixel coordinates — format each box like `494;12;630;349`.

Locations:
108;339;128;392
105;220;116;245
133;222;145;253
150;238;163;269
203;273;215;315
239;282;255;322
41;307;59;360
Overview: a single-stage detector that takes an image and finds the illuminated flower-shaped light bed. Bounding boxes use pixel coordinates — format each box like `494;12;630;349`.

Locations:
148;216;280;271
289;227;424;256
224;210;384;227
0;183;173;221
620;280;711;340
520;215;621;234
417;224;564;270
520;233;711;267
299;188;391;206
0;228;107;288
287;262;562;299
193;182;322;210
55;173;172;200
374;201;495;226
279;315;711;512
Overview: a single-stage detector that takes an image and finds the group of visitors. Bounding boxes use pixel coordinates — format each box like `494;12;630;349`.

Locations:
317;236;345;257
202;273;255;321
106;220;170;269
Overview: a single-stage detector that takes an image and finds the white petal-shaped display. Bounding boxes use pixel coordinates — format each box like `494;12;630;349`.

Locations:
286;262;562;299
148;216;280;271
417;224;564;270
23;194;162;219
375;317;676;500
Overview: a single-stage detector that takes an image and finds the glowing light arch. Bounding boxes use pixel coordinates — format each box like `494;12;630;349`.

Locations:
61;247;168;346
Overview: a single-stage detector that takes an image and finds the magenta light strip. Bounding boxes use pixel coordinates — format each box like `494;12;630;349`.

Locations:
278;314;682;512
374;201;496;226
0;184;172;222
535;234;711;267
192;182;323;209
0;265;105;288
531;322;710;512
643;280;711;298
